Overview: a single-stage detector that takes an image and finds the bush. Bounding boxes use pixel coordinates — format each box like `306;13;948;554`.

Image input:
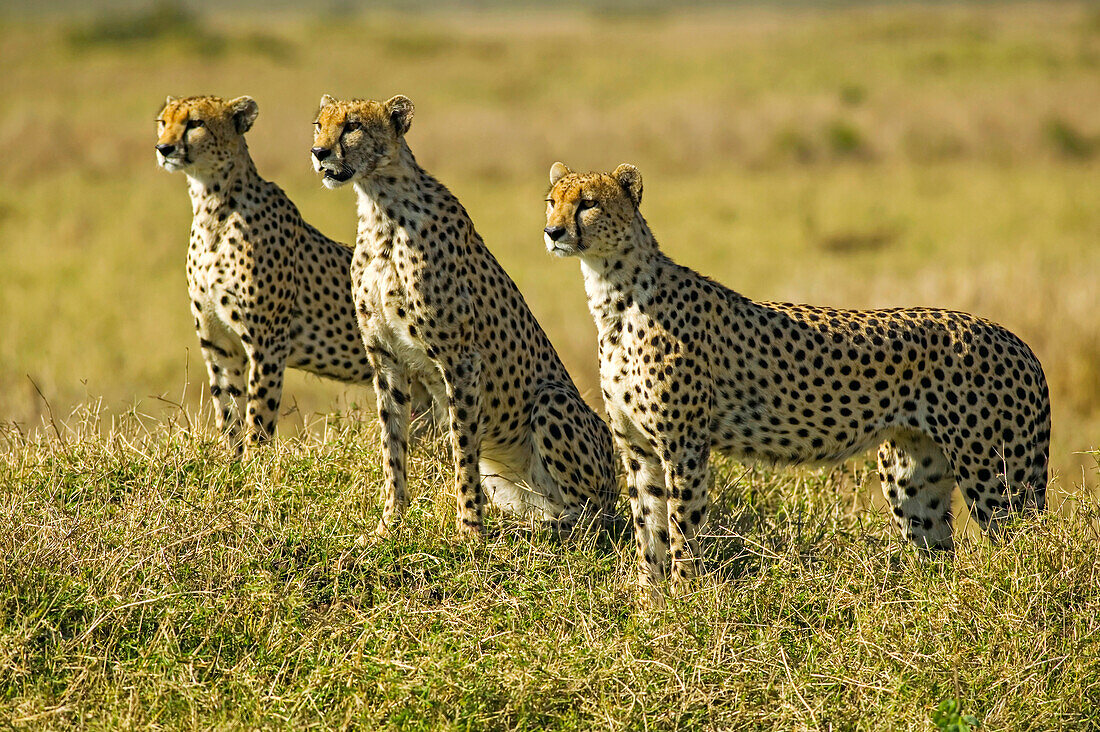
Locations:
1044;117;1095;160
824;118;868;159
67;0;201;49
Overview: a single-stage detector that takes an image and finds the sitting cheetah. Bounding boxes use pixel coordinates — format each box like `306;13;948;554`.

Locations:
311;95;618;536
156;94;408;453
544;162;1050;597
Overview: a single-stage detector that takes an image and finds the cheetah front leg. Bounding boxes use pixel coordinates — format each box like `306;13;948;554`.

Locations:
619;439;670;602
242;341;289;452
439;349;485;538
663;443;710;596
368;344;412;536
195;324;247;455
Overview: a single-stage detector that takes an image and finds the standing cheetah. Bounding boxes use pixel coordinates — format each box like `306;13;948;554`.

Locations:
311;95;618;536
544;162;1050;597
156;95;400;453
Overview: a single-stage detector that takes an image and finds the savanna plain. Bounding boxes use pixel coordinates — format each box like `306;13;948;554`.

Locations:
1;2;1099;729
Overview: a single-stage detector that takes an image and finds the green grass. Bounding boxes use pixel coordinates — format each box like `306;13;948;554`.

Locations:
2;413;1099;729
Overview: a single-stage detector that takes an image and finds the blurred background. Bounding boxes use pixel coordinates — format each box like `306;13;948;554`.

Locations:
0;1;1096;488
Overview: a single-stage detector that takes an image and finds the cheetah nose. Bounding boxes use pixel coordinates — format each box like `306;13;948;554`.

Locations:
544;226;566;241
156;143;176;157
311;146;331;161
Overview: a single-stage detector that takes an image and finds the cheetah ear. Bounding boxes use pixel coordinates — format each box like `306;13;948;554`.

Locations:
164;95;178;107
227;96;259;134
319;94;337;110
549;161;571;186
385;95;414;136
613;163;642;207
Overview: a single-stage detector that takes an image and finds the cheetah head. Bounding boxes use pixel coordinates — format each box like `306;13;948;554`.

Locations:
155;95;258;176
311;94;414;189
543;162;643;258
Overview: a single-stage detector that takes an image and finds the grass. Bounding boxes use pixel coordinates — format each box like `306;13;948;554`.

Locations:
2;410;1099;729
3;2;1100;727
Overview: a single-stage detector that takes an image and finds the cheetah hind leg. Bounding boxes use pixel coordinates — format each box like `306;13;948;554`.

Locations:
952;435;1048;545
877;430;955;551
530;382;620;536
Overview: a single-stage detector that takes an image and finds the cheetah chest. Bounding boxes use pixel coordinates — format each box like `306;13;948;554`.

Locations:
596;312;653;428
187;233;250;340
356;253;442;390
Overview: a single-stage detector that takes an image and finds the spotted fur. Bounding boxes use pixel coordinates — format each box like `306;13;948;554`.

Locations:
157;94;398;453
312;96;618;537
545;162;1050;599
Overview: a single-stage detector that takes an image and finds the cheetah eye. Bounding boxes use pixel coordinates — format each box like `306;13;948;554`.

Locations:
185;119;205;130
343;121;361;133
545;198;555;206
578;199;597;210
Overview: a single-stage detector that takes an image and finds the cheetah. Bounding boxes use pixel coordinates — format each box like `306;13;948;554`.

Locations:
156;94;409;453
544;161;1050;597
311;95;618;537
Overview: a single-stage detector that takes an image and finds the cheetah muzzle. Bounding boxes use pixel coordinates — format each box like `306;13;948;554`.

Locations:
322;165;354;183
